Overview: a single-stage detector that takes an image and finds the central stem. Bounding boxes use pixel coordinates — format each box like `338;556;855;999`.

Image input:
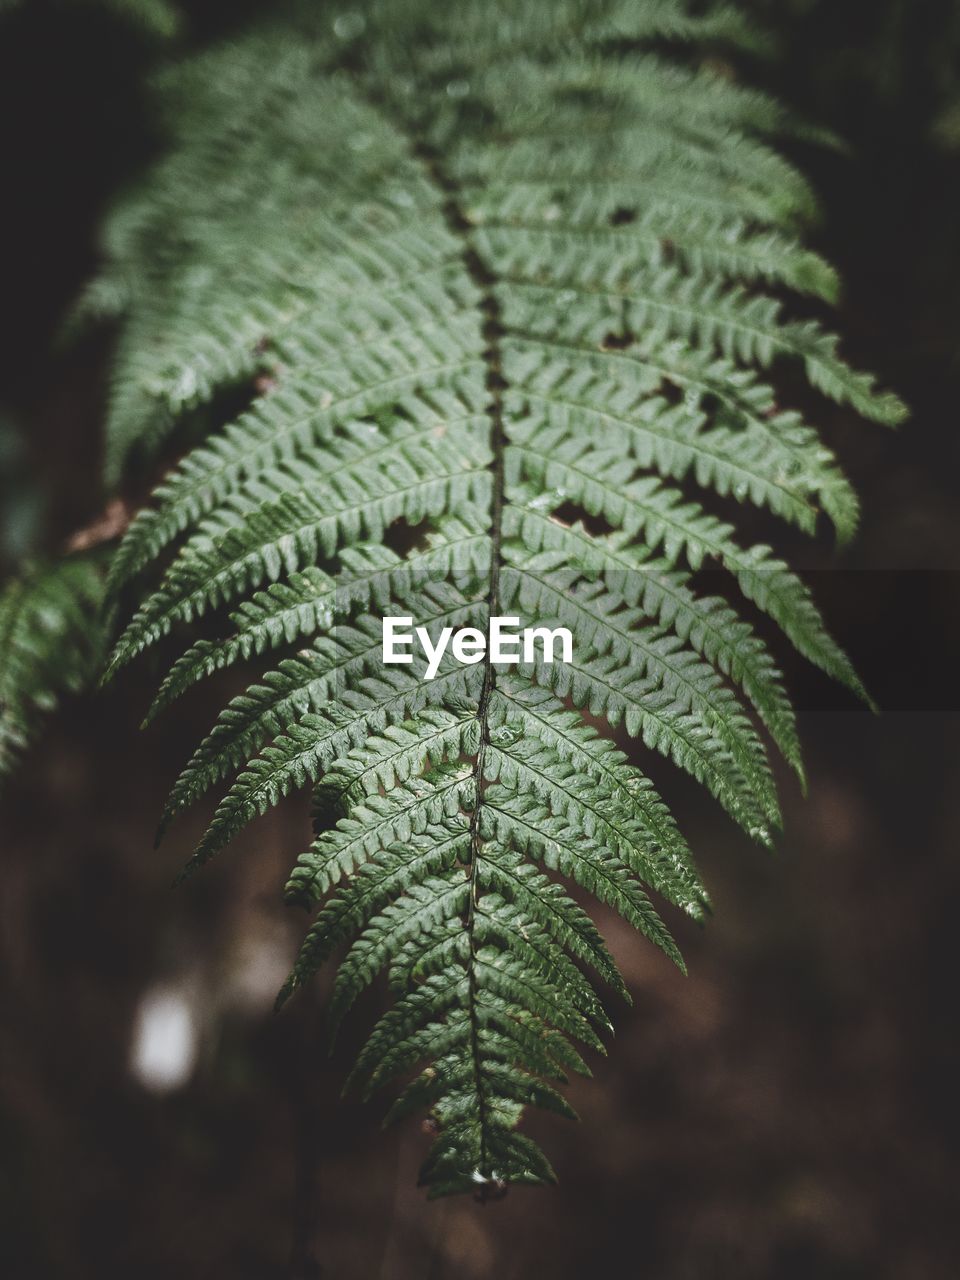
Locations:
411;137;507;1183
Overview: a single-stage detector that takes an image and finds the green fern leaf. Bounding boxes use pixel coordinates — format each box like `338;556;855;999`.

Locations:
95;0;904;1197
0;556;107;780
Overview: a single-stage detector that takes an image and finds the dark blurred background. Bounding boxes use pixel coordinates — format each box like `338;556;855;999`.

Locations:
1;1;959;1276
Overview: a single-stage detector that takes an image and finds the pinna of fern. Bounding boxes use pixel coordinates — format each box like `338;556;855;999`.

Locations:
0;555;106;782
95;0;905;1197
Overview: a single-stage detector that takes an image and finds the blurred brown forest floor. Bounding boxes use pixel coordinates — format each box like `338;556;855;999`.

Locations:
1;2;959;1277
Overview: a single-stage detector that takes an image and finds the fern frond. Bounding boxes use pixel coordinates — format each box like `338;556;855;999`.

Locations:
0;556;106;780
96;0;904;1196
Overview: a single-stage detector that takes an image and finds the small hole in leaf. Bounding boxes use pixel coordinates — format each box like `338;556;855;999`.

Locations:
659;379;684;406
700;392;730;421
383;516;434;558
549;501;616;538
609;206;637;226
601;331;633;351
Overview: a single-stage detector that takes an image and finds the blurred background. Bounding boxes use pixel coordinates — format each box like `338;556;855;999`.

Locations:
1;1;958;1276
